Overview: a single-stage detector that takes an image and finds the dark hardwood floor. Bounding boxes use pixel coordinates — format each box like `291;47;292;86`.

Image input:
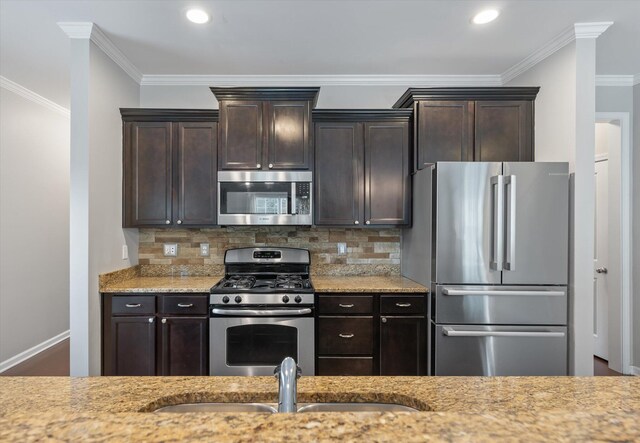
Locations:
1;339;70;376
594;356;622;376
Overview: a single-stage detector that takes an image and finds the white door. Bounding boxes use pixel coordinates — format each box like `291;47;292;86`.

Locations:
593;159;609;359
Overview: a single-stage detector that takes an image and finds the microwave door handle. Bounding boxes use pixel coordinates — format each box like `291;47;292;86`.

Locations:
291;183;297;215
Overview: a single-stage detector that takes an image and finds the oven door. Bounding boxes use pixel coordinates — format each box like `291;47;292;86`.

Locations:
217;171;312;225
210;307;315;376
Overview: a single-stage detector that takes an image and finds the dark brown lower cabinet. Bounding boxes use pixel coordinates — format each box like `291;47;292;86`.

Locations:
159;316;208;376
380;316;426;376
315;293;427;376
109;316;156;376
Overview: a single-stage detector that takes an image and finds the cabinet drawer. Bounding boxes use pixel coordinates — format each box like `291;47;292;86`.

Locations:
317;295;373;315
111;296;156;315
380;295;425;315
318;317;373;355
159;295;208;315
317;357;373;376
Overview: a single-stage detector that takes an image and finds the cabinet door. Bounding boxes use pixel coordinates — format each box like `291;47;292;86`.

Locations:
218;101;264;169
364;122;410;226
416;101;473;168
314;122;364;225
268;101;311;170
380;316;426;375
474;100;533;162
124;122;173;226
107;316;156;376
175;122;217;225
159;316;208;376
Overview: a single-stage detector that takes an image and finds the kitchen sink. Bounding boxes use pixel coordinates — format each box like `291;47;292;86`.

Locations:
154;403;278;413
153;402;418;413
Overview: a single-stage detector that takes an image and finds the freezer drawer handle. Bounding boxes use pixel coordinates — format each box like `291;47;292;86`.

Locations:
441;288;565;297
211;308;312;317
442;327;565;338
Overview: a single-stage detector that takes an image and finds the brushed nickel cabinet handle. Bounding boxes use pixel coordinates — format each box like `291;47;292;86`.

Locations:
339;333;354;339
177;303;194;308
381;317;387;323
268;163;274;169
396;303;412;308
338;303;354;308
354;220;359;225
257;163;261;168
365;220;370;225
125;303;141;308
177;220;182;225
148;318;154;323
165;220;171;224
161;318;167;324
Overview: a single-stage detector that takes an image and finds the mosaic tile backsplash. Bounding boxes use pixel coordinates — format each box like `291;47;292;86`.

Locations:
138;227;401;276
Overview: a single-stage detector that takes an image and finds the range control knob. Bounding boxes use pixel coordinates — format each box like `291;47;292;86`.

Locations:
234;295;242;304
222;296;230;304
294;296;302;304
282;295;290;304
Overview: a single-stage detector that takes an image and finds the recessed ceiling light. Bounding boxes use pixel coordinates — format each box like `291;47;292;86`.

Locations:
186;9;210;24
472;9;500;25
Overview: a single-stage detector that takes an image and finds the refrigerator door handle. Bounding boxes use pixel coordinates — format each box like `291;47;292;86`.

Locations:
504;175;516;271
442;327;566;338
441;288;565;297
490;175;504;271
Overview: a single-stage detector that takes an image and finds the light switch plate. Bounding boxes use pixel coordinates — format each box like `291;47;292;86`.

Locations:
122;245;128;260
163;243;178;257
337;242;347;255
200;243;210;257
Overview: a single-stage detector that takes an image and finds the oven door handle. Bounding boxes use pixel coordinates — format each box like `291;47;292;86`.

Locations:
211;308;312;317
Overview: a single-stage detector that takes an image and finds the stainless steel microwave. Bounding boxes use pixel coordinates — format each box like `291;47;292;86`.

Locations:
217;171;312;225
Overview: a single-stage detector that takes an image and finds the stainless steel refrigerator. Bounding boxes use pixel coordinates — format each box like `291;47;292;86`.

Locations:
402;162;569;376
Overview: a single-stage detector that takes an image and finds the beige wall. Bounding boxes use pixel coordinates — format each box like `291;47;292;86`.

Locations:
0;87;70;365
138;227;400;276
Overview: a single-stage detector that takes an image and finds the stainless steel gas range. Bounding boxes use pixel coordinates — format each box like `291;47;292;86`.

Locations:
209;247;315;376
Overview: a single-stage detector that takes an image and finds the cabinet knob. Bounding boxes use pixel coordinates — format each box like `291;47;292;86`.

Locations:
176;220;182;225
161;318;167;324
354;220;359;225
381;317;387;323
165;220;171;225
268;163;274;169
148;318;154;323
257;163;261;168
365;220;370;225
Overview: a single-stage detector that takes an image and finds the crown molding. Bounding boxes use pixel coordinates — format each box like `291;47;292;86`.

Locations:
574;22;613;39
140;74;503;87
595;75;635;87
0;76;70;117
58;22;142;83
501;26;575;84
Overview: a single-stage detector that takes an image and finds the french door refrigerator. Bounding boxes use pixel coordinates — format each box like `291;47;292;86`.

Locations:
426;162;569;376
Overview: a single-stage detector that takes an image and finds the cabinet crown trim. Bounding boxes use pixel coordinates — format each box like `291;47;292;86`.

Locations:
120;108;219;121
392;87;540;108
313;109;413;122
210;87;320;107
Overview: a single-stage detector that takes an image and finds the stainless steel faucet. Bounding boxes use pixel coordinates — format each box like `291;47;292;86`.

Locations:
274;357;301;413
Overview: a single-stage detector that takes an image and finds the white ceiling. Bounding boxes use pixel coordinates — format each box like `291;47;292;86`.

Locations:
1;0;639;108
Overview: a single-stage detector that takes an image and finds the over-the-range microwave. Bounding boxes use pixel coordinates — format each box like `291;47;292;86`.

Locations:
217;171;312;225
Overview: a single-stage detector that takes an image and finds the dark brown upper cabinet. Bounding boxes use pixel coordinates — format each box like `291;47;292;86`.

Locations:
313;110;412;227
211;88;319;171
121;109;218;228
393;88;539;171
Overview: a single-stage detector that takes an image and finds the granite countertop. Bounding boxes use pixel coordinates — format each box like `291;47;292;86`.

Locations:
100;274;427;294
0;376;638;442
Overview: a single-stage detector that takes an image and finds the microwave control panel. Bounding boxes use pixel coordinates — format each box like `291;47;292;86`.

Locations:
296;182;311;199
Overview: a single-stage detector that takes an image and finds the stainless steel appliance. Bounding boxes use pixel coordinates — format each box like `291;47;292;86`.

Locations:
403;162;569;376
217;171;312;225
209;247;315;376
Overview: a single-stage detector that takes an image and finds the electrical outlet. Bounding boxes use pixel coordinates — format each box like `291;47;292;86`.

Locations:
337;242;347;256
163;243;178;257
122;245;128;260
200;243;210;257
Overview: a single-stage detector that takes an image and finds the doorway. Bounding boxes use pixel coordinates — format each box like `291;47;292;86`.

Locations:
593;113;632;375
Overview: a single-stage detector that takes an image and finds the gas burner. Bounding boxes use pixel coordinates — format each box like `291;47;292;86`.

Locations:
222;275;256;289
275;274;305;289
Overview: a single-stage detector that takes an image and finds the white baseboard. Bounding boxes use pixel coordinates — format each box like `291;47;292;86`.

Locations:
630;366;640;376
0;330;70;373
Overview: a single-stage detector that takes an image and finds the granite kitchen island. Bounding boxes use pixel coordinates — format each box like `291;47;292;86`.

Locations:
1;376;639;442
